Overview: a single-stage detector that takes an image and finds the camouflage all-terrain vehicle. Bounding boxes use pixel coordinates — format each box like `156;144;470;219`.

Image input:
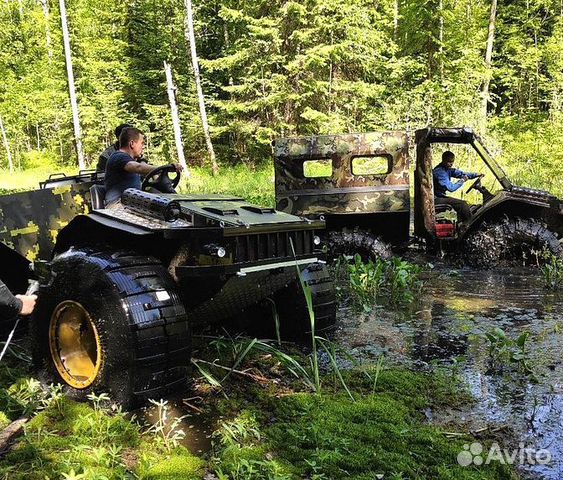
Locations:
0;167;335;407
274;127;563;266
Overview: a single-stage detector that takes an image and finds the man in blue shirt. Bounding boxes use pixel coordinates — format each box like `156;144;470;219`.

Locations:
104;127;182;206
433;151;483;222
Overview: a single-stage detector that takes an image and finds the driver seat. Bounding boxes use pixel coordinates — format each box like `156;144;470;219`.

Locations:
90;184;106;210
435;204;453;214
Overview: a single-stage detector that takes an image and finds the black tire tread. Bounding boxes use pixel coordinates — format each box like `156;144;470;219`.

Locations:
32;247;191;407
273;262;337;339
327;230;392;262
464;217;563;268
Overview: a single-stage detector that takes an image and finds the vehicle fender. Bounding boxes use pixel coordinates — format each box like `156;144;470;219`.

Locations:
462;196;554;238
53;214;153;256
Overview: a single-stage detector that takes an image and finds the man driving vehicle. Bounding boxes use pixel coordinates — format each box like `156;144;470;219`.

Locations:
104;127;182;206
433;150;483;222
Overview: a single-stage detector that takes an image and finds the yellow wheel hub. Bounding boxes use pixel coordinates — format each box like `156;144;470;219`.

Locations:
49;301;102;389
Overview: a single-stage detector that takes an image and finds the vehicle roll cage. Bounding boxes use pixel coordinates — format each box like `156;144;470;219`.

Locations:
419;127;513;190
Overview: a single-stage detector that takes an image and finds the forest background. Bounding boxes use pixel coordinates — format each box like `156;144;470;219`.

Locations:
1;0;563;198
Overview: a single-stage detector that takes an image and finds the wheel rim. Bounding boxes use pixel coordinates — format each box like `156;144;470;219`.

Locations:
49;301;102;389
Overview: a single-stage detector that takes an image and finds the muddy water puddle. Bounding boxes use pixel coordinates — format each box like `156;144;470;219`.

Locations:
335;266;563;480
135;395;216;455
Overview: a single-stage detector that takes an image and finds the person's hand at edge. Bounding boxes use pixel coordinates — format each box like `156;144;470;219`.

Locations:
16;295;37;316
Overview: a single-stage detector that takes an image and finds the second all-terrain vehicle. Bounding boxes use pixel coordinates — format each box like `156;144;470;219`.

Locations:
273;126;563;266
0;167;335;408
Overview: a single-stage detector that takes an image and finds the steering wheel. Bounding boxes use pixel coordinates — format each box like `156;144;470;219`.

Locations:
141;165;180;194
465;177;483;194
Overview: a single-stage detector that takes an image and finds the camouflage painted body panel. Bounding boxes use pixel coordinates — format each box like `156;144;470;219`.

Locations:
274;131;409;216
276;188;410;216
414;129;436;239
0;184;91;263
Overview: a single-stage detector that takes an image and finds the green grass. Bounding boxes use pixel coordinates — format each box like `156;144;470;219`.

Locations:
489;115;563;197
0;166;76;194
183;164;275;207
342;255;425;312
0;339;518;480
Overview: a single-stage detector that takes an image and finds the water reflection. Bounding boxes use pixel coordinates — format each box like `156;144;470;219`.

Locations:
336;266;563;480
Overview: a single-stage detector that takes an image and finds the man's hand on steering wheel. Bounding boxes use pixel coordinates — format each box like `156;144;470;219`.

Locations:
465;174;485;194
141;163;183;194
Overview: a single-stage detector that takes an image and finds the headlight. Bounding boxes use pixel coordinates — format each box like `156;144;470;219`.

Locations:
204;244;227;257
313;235;322;245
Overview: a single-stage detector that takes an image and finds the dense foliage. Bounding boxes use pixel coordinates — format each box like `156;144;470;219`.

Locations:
0;0;562;181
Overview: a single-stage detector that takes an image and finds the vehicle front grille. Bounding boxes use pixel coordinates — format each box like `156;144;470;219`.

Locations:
233;230;314;263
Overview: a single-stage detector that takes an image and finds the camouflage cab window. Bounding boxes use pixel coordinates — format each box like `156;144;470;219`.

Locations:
351;155;392;176
303;159;332;178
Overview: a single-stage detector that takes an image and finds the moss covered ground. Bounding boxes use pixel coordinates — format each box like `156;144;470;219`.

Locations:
207;369;516;480
0;344;517;480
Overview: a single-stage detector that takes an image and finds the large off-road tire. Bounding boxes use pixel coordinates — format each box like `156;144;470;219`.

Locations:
31;248;191;409
272;262;337;340
327;230;392;263
463;217;563;268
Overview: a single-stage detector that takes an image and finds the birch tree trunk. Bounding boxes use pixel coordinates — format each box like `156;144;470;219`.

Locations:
39;0;53;59
183;0;218;176
482;0;497;126
59;0;85;169
438;0;444;79
164;61;189;175
0;115;14;173
393;0;399;41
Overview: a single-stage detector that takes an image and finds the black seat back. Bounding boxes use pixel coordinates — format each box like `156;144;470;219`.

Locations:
435;204;455;214
90;184;106;210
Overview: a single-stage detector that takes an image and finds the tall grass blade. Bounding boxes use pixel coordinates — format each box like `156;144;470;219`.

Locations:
191;358;222;388
221;338;258;382
289;237;320;393
371;356;384;394
266;298;282;347
316;337;354;401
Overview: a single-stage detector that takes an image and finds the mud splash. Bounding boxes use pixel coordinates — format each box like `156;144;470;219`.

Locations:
463;217;563;267
336;266;563;480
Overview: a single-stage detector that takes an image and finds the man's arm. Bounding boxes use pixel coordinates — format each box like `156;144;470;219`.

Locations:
451;168;481;180
124;162;184;175
434;168;464;193
124;161;157;175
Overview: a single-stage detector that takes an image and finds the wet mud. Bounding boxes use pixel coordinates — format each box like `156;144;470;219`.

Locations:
336;265;563;480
